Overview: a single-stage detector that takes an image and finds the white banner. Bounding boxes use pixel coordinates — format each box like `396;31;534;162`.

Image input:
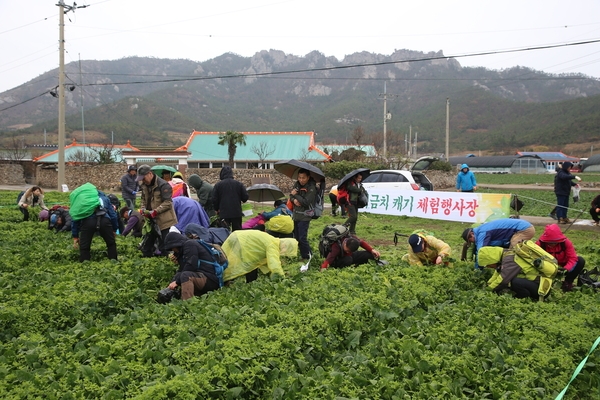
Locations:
360;188;511;223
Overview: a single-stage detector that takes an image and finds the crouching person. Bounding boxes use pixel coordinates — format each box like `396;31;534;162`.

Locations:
478;245;557;301
222;230;298;283
403;232;452;266
161;232;220;301
320;235;381;271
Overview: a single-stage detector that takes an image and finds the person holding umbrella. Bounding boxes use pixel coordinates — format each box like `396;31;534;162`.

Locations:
340;168;369;235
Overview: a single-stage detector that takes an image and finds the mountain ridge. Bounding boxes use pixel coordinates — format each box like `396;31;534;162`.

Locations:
1;49;599;155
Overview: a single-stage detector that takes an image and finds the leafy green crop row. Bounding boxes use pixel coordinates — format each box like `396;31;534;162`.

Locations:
0;190;599;399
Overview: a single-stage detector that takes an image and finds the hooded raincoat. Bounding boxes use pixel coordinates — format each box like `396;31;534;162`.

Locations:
536;224;578;271
456;164;477;192
222;230;298;281
173;196;210;231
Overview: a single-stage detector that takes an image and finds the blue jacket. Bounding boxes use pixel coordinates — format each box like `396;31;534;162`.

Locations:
472;218;532;268
262;203;292;220
456;164;477;191
71;191;119;238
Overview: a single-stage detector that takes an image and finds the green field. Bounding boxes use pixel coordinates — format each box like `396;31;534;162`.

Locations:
1;191;599;399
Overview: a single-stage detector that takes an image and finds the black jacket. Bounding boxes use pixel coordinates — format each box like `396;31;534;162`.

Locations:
554;165;577;196
163;232;219;286
211;166;249;219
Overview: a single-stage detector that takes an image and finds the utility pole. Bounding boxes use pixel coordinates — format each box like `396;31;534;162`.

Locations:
56;1;87;191
79;54;85;144
57;1;66;191
379;83;396;160
445;98;450;161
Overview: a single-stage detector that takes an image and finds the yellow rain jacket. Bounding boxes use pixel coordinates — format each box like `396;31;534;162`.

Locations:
405;234;452;266
222;230;298;281
479;246;556;297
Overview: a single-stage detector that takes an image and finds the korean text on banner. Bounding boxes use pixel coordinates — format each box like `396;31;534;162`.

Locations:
360;188;510;223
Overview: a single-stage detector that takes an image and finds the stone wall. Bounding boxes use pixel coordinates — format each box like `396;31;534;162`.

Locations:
30;164;456;193
0;164;27;185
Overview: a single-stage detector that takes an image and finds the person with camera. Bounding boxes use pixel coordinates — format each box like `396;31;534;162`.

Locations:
159;232;220;302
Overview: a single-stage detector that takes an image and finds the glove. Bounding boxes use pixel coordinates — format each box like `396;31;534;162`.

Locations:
144;209;158;218
132;191;137;195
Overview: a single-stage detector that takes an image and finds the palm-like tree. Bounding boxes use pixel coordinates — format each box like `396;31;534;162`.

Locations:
218;130;246;167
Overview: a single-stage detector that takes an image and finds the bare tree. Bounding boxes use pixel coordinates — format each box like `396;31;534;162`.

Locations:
250;141;275;168
352;125;365;148
5;135;28;162
67;144;121;164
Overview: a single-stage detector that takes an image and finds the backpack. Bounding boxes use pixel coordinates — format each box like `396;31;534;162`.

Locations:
107;194;121;209
311;180;325;219
169;181;188;198
337;184;350;205
578;267;600;289
318;223;351;258
513;240;559;278
16;191;25;204
196;239;229;288
357;187;369;208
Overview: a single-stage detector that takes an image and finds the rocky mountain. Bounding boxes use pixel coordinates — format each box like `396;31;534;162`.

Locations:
1;49;599;153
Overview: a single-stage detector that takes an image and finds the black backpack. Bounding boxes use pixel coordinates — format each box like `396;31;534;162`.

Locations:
318;224;350;258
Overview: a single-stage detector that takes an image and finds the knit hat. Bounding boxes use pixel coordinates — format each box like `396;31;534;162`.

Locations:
408;234;424;253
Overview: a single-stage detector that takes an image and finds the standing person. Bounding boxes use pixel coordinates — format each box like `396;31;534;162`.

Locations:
289;168;316;268
343;173;368;234
71;189;119;262
119;207;145;238
17;186;48;221
120;165;139;210
456;164;477;192
161;170;172;182
188;174;215;217
161;232;220;300
211;166;249;232
320;234;381;271
549;163;562;220
589;193;600;226
462;218;535;270
328;185;346;217
554;161;581;224
536;224;585;292
137;164;178;257
404;232;452;267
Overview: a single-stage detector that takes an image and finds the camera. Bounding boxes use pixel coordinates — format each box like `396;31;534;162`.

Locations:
157;287;181;304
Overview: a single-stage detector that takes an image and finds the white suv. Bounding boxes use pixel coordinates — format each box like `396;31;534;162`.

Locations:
362;169;434;191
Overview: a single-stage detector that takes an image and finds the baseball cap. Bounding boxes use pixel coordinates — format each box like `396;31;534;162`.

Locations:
127;165;137;172
408;234;424;253
136;164;152;181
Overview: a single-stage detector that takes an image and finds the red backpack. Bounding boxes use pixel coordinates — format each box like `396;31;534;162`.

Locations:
336;184;350;205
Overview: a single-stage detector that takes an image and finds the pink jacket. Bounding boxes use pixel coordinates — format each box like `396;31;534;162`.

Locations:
536;224;578;271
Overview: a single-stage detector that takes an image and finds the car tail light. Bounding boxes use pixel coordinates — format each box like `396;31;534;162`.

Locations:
410;183;420;190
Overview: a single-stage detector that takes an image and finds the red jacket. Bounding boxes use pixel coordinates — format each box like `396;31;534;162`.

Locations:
536;224;578;271
321;236;373;269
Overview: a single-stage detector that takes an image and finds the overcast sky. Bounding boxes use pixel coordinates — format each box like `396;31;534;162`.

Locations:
1;0;599;93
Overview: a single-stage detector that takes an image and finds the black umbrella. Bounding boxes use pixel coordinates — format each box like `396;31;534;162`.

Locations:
274;159;325;182
246;183;285;202
338;168;370;188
